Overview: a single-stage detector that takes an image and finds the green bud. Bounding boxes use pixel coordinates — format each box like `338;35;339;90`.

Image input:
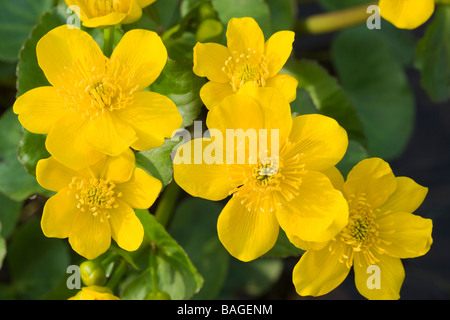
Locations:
144;290;171;300
79;260;107;287
198;2;217;21
196;19;223;43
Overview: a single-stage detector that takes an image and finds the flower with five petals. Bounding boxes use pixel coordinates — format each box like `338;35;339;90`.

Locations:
193;17;298;110
13;25;182;171
36;149;162;260
173;85;349;261
292;158;433;300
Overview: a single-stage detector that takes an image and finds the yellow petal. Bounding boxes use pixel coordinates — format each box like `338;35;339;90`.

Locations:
121;0;143;24
379;0;435;29
82;12;129;28
226;17;265;55
193;42;231;83
41;188;79;238
264;73;298;103
139;0;156;8
354;252;404;300
115;168;162;209
46;114;104;171
173;138;233;201
292;247;351;297
199;81;235;110
69;212;112;260
115;91;182;151
238;84;293;141
97;149;136;184
344;158;397;209
110;29;167;91
217;195;279;262
378;177;428;215
377;212;433;259
36;26;106;88
13;87;70;134
84;111;137;156
206;92;264;133
36;157;90;192
276;170;349;242
264;31;295;77
287;114;348;172
322;166;345;194
109;199;144;252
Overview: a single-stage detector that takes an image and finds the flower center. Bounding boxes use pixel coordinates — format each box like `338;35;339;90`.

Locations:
88;0;127;16
329;194;391;268
57;57;138;119
69;177;122;220
227;140;305;213
222;49;269;92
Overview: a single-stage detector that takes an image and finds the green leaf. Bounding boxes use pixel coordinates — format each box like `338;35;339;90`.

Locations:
122;210;203;300
336;140;369;178
415;5;450;103
331;26;415;160
169;198;230;299
0;108;45;201
150;59;205;128
6;219;70;299
265;0;296;32
135;138;181;186
318;0;372;10
211;0;272;38
0;0;53;62
18;129;50;177
0;192;22;239
283;59;367;147
264;229;304;258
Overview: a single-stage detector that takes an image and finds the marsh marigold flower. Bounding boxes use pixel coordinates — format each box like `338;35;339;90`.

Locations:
69;286;120;300
173;85;349;261
36;149;162;260
65;0;157;28
193;17;298;110
13;25;182;170
379;0;435;29
292;158;433;300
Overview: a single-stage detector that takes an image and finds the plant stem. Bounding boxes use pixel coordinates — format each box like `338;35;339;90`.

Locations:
154;182;181;227
103;26;115;57
106;260;127;291
295;2;378;34
149;243;159;292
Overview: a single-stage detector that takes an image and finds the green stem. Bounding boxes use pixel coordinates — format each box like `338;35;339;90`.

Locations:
154;182;181;227
295;2;378;34
103;26;115;57
149;243;159;292
106;261;127;291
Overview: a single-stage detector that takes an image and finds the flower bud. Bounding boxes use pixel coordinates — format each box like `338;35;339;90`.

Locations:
144;290;171;300
196;19;223;43
79;260;107;287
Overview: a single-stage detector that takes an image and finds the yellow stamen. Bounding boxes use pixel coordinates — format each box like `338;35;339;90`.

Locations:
222;49;269;92
69;176;117;219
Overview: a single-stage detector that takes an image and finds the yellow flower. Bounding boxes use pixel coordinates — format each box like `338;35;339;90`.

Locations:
13;25;182;171
292;158;433;300
36;149;162;260
379;0;435;29
65;0;157;28
68;286;120;300
193;17;298;110
173;85;349;261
